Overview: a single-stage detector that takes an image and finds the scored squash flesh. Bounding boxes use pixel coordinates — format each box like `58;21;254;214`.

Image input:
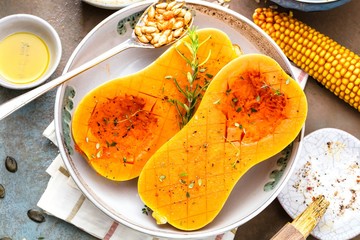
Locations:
71;28;240;181
138;54;308;230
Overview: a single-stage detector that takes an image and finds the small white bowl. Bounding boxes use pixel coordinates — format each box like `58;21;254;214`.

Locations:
0;14;62;89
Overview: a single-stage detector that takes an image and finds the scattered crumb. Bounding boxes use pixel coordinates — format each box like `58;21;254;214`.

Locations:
292;141;360;218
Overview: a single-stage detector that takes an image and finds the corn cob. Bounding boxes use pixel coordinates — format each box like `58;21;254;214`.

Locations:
253;8;360;112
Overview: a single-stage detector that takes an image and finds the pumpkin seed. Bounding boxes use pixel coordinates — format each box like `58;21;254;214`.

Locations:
5;156;17;173
148;6;155;19
163;10;174;20
184;11;192;24
173;8;182;16
0;184;5;198
173;20;184;29
172;2;184;10
155;2;168;9
27;209;46;223
166;1;177;10
173;27;184;38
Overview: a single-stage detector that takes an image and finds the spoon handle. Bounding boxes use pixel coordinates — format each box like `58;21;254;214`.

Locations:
0;39;146;121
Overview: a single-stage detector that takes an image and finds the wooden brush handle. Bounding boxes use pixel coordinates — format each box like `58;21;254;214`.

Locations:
271;223;305;240
271;195;330;240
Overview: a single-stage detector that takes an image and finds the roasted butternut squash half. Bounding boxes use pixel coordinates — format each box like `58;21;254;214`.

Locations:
71;28;239;181
138;54;308;230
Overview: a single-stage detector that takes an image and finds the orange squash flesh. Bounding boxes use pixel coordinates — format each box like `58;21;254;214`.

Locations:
71;28;240;181
137;54;308;230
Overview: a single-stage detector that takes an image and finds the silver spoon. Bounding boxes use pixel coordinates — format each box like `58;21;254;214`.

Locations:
0;0;193;121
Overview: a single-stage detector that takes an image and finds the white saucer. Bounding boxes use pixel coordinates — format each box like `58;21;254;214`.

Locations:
278;128;360;240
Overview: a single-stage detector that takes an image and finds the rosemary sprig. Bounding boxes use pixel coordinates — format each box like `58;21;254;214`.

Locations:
168;27;212;128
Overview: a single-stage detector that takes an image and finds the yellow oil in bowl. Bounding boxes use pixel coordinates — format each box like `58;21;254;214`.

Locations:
0;32;50;85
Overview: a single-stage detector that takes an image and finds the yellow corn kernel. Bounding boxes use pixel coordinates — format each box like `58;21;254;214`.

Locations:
334;71;341;79
329;67;336;75
336;79;342;86
253;8;360;112
335;64;342;72
353;86;359;93
324;63;331;70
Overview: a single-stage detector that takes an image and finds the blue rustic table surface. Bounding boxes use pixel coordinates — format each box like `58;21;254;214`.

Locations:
0;0;359;239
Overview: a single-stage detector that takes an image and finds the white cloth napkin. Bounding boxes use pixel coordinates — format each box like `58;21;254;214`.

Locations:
37;65;308;240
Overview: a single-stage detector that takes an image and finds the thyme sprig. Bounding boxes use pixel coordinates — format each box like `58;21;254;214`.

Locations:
168;27;212;128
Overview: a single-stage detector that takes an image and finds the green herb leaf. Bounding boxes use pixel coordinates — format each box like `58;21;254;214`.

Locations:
213;99;221;105
170;26;212;129
159;175;166;182
142;205;151;215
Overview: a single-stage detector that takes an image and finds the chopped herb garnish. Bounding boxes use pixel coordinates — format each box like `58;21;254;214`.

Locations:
256;95;261;102
261;82;269;89
234;122;243;129
274;89;282;96
159;175;166;182
205;73;213;79
236;107;242;112
251;108;258;113
232;161;238;169
142;205;151;215
106;141;117;147
213;99;221;105
186;192;190;198
188;181;195;189
179;172;188;177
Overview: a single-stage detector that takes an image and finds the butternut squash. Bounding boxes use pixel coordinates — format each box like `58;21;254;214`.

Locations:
137;54;308;230
71;28;239;181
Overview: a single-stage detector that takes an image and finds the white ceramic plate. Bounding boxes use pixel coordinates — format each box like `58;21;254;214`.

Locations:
55;0;304;238
278;128;360;240
82;0;144;9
